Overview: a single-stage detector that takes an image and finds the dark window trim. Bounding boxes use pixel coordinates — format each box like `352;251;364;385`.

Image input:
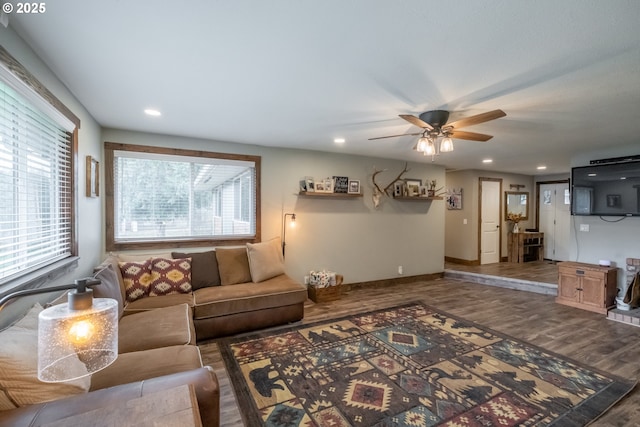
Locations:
0;44;79;290
104;141;262;252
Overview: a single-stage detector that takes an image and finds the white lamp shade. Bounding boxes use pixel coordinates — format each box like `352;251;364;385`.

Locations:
425;140;436;156
416;137;429;152
38;298;118;382
440;137;454;152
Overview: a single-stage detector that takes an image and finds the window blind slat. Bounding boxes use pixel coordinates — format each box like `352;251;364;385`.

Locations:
0;78;73;284
113;151;257;241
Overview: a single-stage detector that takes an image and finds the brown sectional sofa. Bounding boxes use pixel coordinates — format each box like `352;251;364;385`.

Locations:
0;239;305;426
112;240;308;340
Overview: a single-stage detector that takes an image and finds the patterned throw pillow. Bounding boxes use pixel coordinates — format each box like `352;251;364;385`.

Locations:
149;258;192;296
118;259;153;302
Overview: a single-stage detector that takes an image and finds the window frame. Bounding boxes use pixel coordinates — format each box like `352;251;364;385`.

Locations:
104;141;261;251
0;46;79;289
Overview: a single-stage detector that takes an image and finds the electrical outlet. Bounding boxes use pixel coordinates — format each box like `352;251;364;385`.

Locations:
580;224;590;232
398;265;403;275
463;218;468;225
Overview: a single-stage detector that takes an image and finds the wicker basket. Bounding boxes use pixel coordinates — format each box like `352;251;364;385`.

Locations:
308;274;343;303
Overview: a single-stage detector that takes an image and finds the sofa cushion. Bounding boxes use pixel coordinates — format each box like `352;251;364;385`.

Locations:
99;255;126;302
92;263;124;318
149;257;192;296
193;274;307;319
172;250;221;289
89;345;203;391
122;293;195;316
215;247;252;286
119;259;153;302
0;304;91;408
247;238;285;282
118;304;195;353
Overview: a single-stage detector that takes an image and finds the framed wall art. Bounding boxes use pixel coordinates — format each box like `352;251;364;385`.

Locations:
404;179;422;197
348;180;361;194
446;188;463;210
86;155;99;198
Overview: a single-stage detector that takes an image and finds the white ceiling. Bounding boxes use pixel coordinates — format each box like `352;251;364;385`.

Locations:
8;0;640;175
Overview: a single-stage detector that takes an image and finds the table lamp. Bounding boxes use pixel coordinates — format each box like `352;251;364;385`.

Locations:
0;278;118;382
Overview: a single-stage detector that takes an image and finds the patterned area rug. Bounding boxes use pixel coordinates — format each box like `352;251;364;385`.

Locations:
218;302;635;426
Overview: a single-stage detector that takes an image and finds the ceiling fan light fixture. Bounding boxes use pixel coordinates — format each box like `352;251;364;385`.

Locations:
416;136;429;153
440;137;454;152
424;140;436;156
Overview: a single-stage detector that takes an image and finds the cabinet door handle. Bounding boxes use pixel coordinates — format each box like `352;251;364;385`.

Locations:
576;270;585;275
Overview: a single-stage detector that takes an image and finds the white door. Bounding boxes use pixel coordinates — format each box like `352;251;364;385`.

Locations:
480;179;501;264
539;182;570;261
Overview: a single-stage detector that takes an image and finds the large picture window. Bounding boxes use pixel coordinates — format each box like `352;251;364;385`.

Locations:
0;47;78;287
105;142;260;251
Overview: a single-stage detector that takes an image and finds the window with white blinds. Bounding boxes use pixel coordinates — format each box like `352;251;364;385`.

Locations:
0;80;73;285
105;143;260;250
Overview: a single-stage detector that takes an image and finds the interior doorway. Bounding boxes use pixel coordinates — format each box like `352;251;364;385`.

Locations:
479;178;502;264
537;181;570;261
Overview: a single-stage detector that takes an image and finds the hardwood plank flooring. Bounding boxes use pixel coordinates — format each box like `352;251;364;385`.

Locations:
445;259;559;284
199;276;639;427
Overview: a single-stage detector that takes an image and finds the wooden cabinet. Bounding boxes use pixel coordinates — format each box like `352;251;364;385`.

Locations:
508;232;544;263
556;262;618;314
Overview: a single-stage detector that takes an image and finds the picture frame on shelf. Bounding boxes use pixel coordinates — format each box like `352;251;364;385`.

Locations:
333;176;349;193
348;180;361;194
419;186;428;197
304;176;315;192
393;181;404;197
315;177;334;193
404;179;422;197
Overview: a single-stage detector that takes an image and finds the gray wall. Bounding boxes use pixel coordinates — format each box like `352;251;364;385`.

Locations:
569;143;640;291
102;129;447;284
445;170;534;261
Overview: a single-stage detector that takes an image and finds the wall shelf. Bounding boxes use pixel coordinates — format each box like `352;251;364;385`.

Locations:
298;191;363;198
392;196;443;201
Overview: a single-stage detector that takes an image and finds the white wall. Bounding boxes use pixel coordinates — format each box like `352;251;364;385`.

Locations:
102;129;446;284
569;143;640;291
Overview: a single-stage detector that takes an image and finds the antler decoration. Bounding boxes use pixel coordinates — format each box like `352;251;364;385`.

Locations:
383;162;410;195
371;162;410;209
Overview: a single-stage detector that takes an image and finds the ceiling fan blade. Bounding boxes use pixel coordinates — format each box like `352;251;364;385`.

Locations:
368;132;422;141
445;109;506;129
449;130;494;142
399;114;434;131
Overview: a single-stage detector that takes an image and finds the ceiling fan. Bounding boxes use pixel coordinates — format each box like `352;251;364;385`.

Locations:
369;109;506;156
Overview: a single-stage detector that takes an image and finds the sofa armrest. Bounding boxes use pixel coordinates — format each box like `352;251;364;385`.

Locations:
0;367;219;427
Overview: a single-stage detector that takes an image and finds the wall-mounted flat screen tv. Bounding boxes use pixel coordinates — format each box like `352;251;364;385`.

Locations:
571;160;640;216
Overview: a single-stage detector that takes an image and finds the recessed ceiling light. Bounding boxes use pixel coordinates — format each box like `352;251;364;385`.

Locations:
482;159;493;164
144;109;162;116
620;176;627;180
537;165;547;170
588;173;597;177
334;138;345;144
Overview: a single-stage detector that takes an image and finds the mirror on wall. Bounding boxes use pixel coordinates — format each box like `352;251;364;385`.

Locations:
505;191;529;220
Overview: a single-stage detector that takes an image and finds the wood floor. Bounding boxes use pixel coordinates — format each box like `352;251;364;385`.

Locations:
445;259;560;285
199;273;640;427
